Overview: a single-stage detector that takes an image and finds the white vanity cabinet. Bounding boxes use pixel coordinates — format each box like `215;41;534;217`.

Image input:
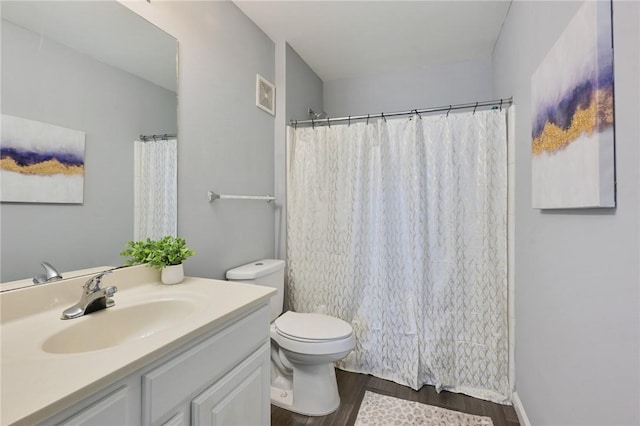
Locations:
54;387;133;426
141;305;271;426
190;345;269;425
44;305;271;426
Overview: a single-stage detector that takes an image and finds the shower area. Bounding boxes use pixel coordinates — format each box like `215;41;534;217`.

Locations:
281;95;515;405
134;133;178;241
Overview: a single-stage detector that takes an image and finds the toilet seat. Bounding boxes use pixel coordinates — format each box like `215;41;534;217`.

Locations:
275;311;353;341
271;311;355;356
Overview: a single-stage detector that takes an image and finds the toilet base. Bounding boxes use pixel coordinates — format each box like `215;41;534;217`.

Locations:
270;385;294;408
271;361;341;416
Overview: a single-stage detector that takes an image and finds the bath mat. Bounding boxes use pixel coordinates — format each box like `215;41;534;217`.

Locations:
354;391;494;426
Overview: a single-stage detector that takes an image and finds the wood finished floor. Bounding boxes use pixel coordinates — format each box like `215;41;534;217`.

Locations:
271;369;519;426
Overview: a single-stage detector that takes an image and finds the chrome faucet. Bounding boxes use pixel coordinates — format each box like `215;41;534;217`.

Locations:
33;262;62;284
61;270;118;320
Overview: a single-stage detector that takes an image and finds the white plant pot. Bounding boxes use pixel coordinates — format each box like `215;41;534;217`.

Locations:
161;263;184;285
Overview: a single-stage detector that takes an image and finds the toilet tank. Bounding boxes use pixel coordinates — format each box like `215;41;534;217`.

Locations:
226;259;285;321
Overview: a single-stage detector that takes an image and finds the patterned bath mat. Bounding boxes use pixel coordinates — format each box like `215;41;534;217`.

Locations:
354;391;494;426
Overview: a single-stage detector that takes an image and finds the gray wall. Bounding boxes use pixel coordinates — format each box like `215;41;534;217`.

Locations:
323;58;492;116
286;44;324;122
493;1;640;424
1;20;177;282
273;43;323;262
122;1;276;279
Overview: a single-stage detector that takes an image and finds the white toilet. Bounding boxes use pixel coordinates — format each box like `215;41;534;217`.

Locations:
226;259;355;416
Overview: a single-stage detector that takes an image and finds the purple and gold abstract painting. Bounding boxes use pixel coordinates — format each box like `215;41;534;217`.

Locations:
1;115;85;203
531;0;615;209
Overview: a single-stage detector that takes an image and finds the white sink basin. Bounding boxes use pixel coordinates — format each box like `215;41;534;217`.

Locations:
42;299;195;354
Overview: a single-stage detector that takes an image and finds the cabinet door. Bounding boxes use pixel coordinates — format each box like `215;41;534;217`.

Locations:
57;386;129;426
162;412;187;426
142;306;269;425
191;343;270;426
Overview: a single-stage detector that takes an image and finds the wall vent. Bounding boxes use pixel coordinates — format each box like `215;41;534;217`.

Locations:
256;74;275;115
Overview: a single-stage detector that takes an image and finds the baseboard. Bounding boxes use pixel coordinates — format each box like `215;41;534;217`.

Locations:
511;391;531;426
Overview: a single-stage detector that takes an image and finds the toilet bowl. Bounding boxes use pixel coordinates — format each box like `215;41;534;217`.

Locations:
226;260;355;416
270;311;355;415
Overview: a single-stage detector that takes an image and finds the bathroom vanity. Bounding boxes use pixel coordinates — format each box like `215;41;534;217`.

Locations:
0;265;275;425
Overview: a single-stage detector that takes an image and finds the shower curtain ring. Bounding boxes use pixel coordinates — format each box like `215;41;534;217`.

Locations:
327;117;331;128
500;99;503;111
447;105;452;117
381;112;386;122
312;118;315;129
414;109;422;119
348;116;351;126
366;114;370;125
473;102;478;114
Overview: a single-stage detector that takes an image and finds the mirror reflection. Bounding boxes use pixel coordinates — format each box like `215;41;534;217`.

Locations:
1;1;178;283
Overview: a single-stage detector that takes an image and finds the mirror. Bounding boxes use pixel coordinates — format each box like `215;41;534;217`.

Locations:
1;1;177;283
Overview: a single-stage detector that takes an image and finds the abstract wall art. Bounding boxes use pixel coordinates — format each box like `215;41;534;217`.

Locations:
1;114;85;203
531;0;615;209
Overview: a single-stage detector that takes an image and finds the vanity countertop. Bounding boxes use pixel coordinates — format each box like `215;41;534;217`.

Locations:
0;265;275;426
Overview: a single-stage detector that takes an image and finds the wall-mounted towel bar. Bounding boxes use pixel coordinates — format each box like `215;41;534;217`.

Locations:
208;191;276;203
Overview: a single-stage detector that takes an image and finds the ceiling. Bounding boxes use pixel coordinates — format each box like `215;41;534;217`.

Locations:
234;1;512;82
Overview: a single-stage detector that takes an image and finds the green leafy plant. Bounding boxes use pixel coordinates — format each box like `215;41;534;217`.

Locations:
120;236;195;269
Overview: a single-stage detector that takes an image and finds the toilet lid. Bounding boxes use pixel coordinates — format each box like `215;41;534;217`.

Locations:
274;311;353;342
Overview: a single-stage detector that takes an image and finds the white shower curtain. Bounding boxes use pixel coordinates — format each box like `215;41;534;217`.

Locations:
134;139;177;240
287;109;509;403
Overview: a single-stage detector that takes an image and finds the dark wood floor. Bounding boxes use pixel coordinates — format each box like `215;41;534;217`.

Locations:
271;369;520;426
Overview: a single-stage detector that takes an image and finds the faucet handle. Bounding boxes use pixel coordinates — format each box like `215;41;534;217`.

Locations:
83;270;112;292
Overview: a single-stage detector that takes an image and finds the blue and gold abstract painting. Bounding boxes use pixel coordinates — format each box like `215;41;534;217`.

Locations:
1;115;85;203
531;0;615;208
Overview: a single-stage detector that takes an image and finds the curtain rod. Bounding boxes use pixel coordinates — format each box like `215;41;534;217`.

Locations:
139;133;177;142
290;97;512;128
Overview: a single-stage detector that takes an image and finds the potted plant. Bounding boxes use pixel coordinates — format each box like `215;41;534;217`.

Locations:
120;236;195;284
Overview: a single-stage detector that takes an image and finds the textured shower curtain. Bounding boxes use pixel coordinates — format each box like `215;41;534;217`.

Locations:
134;139;177;240
287;109;509;403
